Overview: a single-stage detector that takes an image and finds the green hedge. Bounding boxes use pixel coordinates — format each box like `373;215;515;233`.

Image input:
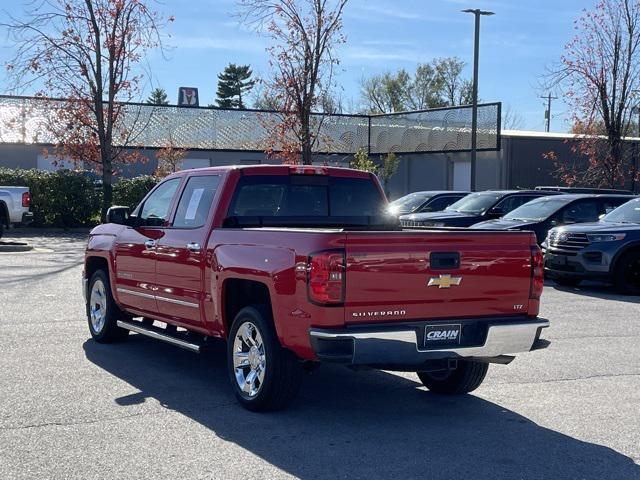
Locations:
0;168;158;228
112;175;159;210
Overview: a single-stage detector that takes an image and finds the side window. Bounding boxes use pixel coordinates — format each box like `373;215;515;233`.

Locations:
600;199;625;216
173;175;220;228
563;200;599;223
495;195;528;214
139;178;181;226
424;196;457;212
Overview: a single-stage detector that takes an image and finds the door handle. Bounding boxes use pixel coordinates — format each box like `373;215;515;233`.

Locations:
144;240;156;250
186;242;201;252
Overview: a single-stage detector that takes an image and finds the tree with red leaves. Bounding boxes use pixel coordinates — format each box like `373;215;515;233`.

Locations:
547;0;640;189
3;0;172;218
238;0;347;165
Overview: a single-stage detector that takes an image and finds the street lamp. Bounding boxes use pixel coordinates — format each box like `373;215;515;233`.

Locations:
462;8;494;191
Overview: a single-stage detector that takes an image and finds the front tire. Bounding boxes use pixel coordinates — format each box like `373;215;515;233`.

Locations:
86;270;129;343
614;251;640;295
227;306;303;411
417;360;488;394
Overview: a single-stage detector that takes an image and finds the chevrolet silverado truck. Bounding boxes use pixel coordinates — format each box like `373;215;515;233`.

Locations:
0;186;33;238
83;165;549;411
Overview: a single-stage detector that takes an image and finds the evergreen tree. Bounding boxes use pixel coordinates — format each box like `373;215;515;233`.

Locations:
146;87;169;105
216;64;255;109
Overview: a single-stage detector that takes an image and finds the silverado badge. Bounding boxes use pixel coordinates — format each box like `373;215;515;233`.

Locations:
428;274;462;289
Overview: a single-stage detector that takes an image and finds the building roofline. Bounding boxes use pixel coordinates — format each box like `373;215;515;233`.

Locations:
502;129;640;141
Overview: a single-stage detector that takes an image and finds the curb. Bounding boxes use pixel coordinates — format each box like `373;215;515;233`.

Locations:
8;227;92;234
0;242;33;253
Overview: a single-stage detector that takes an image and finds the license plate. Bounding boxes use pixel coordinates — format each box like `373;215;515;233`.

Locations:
424;324;462;348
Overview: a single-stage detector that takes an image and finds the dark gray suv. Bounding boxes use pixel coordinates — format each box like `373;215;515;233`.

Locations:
543;197;640;294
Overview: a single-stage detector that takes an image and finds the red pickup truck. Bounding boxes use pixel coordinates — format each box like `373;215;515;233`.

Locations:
83;165;549;411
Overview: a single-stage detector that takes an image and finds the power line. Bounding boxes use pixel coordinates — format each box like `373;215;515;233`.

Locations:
540;93;558;132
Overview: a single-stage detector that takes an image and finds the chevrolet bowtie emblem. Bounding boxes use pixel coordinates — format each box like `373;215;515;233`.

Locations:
428;274;462;289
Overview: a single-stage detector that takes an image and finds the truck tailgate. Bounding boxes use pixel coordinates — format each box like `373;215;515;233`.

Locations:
344;231;534;324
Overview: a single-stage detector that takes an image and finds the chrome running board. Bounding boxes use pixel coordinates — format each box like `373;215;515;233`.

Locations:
117;320;201;353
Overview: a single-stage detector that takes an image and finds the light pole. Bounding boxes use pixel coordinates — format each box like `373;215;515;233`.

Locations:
633;104;640;193
462;8;494;191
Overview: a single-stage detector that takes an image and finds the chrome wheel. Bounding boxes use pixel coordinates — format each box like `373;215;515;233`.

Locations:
89;278;107;333
233;321;266;398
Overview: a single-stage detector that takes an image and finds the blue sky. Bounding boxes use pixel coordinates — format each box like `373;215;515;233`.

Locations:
1;0;593;131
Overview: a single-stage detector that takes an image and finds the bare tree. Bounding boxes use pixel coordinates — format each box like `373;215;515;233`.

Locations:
502;105;524;130
360;70;410;113
154;131;187;177
360;57;473;114
547;0;640;188
436;57;473;106
238;0;348;165
3;0;172;218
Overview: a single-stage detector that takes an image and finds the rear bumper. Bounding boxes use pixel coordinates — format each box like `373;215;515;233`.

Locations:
309;318;549;368
21;212;34;225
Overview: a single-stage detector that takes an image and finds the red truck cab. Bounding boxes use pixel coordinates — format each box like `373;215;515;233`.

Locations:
84;165;549;411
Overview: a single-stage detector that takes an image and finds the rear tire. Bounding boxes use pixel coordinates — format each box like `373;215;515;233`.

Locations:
554;277;581;287
417;360;488;394
614;250;640;295
227;306;303;411
86;270;129;343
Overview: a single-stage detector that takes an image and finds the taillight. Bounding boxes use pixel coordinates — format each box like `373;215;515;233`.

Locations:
22;191;30;208
530;245;544;300
307;250;345;305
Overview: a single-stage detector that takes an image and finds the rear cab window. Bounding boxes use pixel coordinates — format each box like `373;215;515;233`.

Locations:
225;174;388;227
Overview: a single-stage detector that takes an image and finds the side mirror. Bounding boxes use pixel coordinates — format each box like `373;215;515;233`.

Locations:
489;207;505;216
106;206;131;225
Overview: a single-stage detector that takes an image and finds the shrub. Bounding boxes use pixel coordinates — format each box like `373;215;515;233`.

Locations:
0;168;158;228
0;168;100;227
112;175;158;210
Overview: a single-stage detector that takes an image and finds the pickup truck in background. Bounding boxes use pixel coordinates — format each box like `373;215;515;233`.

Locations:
83;165;549;411
0;186;33;238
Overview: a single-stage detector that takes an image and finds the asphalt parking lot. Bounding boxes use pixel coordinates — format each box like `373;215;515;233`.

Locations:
0;233;638;480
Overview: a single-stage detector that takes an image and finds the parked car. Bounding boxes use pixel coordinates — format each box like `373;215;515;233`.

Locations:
543;197;640;294
535;186;634;195
399;190;561;228
471;194;634;244
0;186;33;238
83;165;549;411
387;191;469;216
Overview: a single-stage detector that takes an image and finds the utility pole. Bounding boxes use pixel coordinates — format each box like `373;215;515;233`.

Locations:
541;93;558;132
463;8;494;191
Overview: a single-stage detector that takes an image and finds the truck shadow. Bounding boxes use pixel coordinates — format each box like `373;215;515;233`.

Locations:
548;280;640;303
83;337;638;480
